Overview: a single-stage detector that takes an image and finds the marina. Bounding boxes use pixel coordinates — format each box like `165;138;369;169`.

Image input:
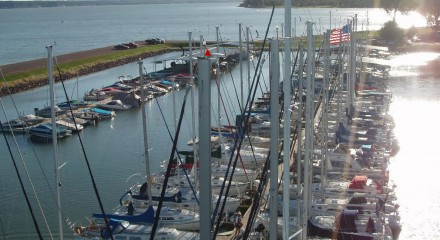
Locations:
1;3;440;240
0;38;402;240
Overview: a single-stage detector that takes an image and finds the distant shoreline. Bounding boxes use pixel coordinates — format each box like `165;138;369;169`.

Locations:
1;36;439;97
0;0;240;9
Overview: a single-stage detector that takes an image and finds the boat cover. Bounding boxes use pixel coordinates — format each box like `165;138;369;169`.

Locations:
335;209;359;233
349;175;367;190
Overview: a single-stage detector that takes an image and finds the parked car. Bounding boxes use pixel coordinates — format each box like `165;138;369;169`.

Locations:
125;42;138;48
114;44;130;50
145;38;165;45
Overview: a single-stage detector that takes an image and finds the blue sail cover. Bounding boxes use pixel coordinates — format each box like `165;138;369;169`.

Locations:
89;108;113;116
160;80;177;87
132;189;182;203
92;206;155;224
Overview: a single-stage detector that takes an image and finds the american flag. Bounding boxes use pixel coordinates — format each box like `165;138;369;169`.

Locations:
329;24;351;45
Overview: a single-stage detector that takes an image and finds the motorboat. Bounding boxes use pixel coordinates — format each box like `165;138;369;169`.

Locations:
57;100;90;110
83;90;110;101
86;107;116;119
56;119;84;132
34;105;67;118
26;123;72;140
96;99;131;110
0;114;46;132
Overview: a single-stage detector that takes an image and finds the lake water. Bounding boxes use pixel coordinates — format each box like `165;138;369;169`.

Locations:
0;2;426;65
0;3;438;239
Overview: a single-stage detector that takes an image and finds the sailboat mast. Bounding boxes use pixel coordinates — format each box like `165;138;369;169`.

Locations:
138;60;153;205
349;16;357;121
302;22;314;240
321;30;330;194
239;23;243;112
216;26;223;149
282;0;292;237
246;26;251;90
47;45;63;240
269;38;280;240
189;32;198;189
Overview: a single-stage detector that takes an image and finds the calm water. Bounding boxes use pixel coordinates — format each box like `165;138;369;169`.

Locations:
386;53;440;240
0;2;425;65
0;51;263;239
0;3;438;239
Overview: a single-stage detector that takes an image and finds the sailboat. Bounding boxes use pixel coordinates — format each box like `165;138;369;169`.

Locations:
91;204;200;231
74;218;199;240
81;61;201;235
47;45;65;239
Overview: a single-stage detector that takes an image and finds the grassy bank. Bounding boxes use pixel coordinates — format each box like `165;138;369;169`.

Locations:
0;39;242;96
0;43;183;96
3;44;170;84
2;29;439;96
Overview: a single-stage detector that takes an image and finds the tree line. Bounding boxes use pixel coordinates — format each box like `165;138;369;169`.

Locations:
240;0;376;8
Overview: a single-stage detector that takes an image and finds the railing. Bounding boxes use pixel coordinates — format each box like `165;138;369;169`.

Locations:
288;229;303;240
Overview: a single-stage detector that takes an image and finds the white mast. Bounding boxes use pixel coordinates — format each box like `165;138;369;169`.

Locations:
189;31;198;189
282;0;292;238
239;23;244;112
320;30;330;197
302;22;314;240
138;60;153;205
269;38;280;240
349;15;357;123
47;45;63;240
246;26;251;92
296;44;304;237
347;19;353;121
216;26;223;156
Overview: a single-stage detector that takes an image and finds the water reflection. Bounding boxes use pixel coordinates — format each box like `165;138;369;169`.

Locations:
388;52;440;77
387;52;440;239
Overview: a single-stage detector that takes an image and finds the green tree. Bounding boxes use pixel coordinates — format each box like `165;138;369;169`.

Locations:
418;0;440;30
380;0;418;22
379;20;405;44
